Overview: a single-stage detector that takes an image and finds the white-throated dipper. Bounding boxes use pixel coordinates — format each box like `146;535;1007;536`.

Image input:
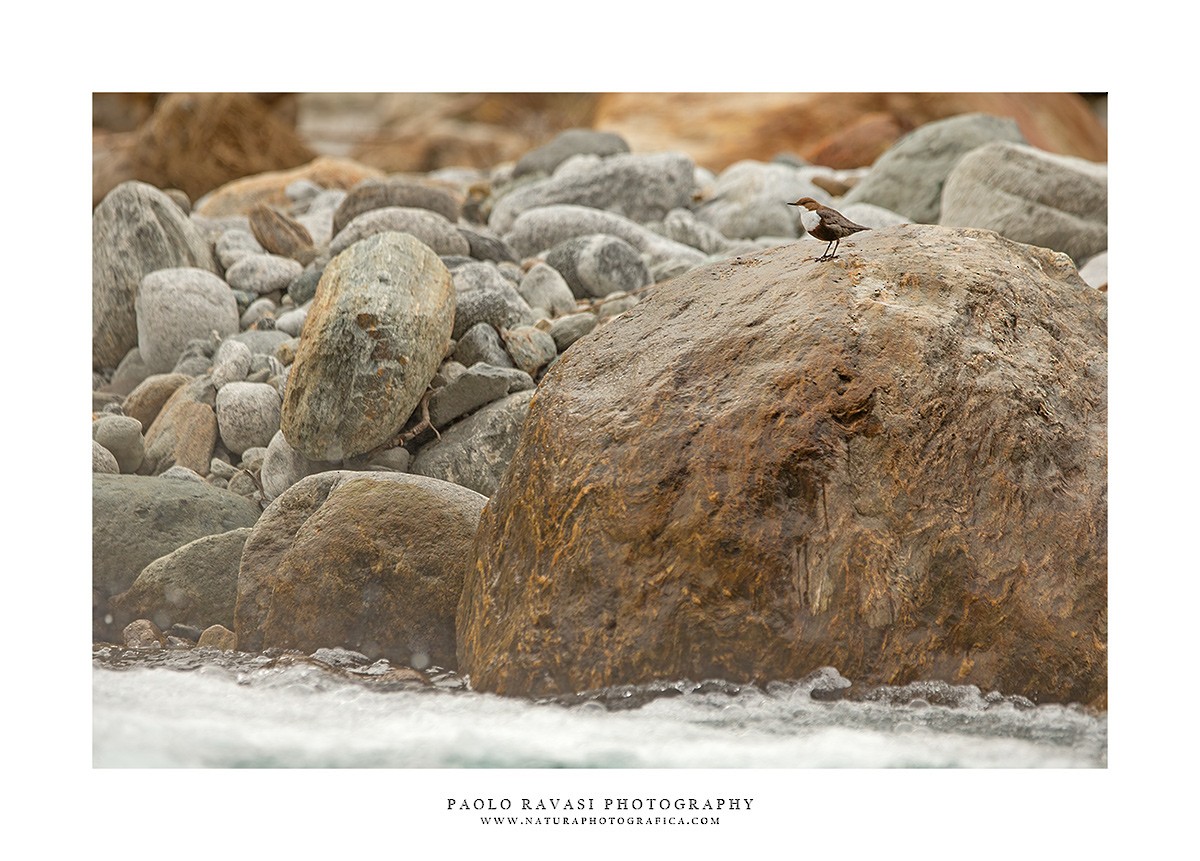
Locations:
788;197;870;261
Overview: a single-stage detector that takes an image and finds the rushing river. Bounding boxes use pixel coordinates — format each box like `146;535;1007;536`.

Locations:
92;647;1105;768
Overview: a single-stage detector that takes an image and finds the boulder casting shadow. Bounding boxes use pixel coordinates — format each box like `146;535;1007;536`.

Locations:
458;224;1107;707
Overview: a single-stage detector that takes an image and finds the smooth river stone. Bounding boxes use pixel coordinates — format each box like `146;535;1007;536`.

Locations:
280;231;455;461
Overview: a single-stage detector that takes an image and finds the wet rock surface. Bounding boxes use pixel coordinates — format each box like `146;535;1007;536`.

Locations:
459;226;1107;707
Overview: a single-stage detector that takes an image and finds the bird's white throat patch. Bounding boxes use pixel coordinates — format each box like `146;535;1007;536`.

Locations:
799;208;822;233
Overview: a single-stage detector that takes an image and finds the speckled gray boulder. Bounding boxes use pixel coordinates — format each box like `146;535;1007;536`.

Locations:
109;527;253;632
224;253;304;295
281;232;455;461
505;204;705;273
939;141;1107;263
411;389;535;496
330;207;470;257
490;152;696;235
841;113;1026;224
216;381;282;455
452;262;536;339
92;415;145;473
543;234;652;299
513;128;631;178
93;181;218;368
93;440;120;474
134;268;239;374
453;322;514;368
260;430;339;501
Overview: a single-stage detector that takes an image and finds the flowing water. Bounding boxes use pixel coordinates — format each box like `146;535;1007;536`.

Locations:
92;646;1106;768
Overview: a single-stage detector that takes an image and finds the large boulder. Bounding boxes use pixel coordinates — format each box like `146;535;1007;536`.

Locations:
459;224;1107;707
841;113;1026;224
234;471;487;668
93;181;218;368
939;141;1108;263
93;474;261;639
280;232;455;461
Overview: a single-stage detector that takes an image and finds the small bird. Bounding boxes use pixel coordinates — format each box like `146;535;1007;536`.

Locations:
788;197;870;261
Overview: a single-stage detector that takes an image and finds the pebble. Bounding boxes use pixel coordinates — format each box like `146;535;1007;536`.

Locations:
215;229;265;269
215;381;282;455
210;339;253;389
549;312;599;351
513;128;630;178
224;253;304;295
329;206;470;257
453;322;515;368
260;429;340;502
518;262;577;317
240;297;277;329
198;624;237;650
429;362;531;428
123;619;167;649
92;415;145;473
274;306;308;337
501;326;558;376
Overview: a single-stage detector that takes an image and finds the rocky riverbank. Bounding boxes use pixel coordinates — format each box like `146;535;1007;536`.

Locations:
92;110;1107;708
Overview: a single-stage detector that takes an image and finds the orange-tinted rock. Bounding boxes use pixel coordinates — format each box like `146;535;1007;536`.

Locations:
234;471;487;668
122;373;192;430
592;93;1106;172
195;156;384;218
460;224;1107;707
123;93;315;202
139;377;218;476
807;112;909;169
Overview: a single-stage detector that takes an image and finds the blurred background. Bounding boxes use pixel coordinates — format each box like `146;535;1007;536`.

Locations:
92;92;1108;207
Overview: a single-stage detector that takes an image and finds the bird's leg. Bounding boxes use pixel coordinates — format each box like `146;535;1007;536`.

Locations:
830;238;840;259
818;240;835;261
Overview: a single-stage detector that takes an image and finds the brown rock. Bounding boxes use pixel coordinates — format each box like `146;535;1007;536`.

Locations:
123;619;167;649
140;377;218;476
807;112;909;169
592;93;1107;172
125;93;315;202
198;624;238;650
234;471;488;669
195;156;384;218
459;224;1107;707
122;373;192;430
248;204;316;265
332;177;463;235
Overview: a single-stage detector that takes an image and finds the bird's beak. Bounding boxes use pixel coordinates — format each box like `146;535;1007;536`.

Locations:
786;201;799;206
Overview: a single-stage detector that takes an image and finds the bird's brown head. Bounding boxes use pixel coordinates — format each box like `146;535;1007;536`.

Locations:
787;197;822;211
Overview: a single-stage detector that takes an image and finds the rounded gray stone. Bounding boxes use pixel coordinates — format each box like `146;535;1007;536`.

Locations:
215;229;264;270
216;381;282;455
504;204;705;273
224;253;304;295
939;141;1108;263
518;262;577;317
549;312;599;351
452;322;514;369
842;113;1027;223
281;232;456;461
694;160;829;239
92;414;145;473
543;234;652;299
275;306;308;337
135;268;239;374
93;181;219;368
489;152;696;234
211;339;253;389
513;128;631;178
333;178;462;235
452;262;537;339
330;207;470;257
